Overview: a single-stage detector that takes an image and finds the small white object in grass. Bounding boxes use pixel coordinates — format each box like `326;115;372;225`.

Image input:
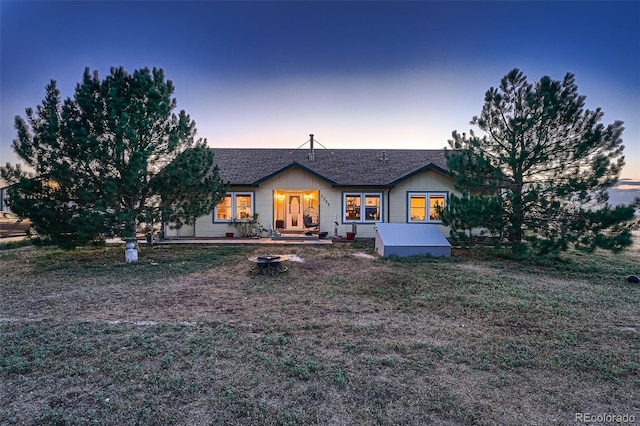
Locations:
353;252;375;259
287;254;305;262
134;321;158;326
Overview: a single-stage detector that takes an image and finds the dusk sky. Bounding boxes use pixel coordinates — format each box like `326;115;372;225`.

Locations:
1;1;639;194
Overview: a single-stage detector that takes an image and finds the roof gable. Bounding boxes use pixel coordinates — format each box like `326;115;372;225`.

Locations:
387;163;450;186
210;148;449;187
254;162;340;186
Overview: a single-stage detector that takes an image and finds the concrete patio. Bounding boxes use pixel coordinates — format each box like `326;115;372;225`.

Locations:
106;236;333;246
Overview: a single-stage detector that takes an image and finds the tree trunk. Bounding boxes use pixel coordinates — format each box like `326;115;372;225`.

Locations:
129;219;137;241
510;184;525;256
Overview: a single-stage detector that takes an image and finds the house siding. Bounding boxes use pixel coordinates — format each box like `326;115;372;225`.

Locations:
194;187;258;237
0;186;10;212
390;169;456;235
390;169;455;222
337;187;387;238
193;167;336;238
262;168;336;236
188;166;456;239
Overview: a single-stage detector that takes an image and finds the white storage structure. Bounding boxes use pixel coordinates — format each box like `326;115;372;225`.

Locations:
375;223;451;257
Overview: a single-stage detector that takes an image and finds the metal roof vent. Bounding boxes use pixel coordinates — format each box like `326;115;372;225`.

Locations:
380;151;389;161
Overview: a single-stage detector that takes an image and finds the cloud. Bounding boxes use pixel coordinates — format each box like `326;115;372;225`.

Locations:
617;179;640;186
615;180;640;191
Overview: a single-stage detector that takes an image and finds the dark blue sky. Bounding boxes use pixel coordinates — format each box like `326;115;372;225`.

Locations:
2;1;639;181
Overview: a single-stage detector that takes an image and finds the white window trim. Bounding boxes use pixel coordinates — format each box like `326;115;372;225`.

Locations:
342;192;383;223
407;192;447;223
213;192;255;222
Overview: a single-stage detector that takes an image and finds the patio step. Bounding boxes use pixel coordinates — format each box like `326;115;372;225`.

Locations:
271;233;319;241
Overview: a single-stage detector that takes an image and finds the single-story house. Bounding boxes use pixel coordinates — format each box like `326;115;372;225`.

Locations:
164;141;456;239
0;185;11;212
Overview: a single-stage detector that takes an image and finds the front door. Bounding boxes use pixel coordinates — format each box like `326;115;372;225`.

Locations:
286;193;303;230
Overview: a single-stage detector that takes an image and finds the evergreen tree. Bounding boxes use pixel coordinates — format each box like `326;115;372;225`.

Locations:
1;67;227;248
443;68;639;255
439;193;504;247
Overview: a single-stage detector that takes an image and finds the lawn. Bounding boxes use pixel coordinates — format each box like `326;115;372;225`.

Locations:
0;240;638;425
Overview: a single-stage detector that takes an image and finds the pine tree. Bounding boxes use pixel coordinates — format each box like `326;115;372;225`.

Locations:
439;193;504;247
1;67;227;248
443;68;639;255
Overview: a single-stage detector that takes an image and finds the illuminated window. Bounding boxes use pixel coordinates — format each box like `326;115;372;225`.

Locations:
408;193;447;223
345;194;361;221
409;195;426;221
214;192;254;222
215;195;232;221
343;193;382;222
429;195;445;221
365;195;381;221
235;194;252;220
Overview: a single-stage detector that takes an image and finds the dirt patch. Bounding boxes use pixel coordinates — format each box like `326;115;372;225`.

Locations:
353;252;375;259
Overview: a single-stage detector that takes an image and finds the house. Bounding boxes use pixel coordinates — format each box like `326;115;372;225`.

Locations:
0;185;10;212
164;138;455;239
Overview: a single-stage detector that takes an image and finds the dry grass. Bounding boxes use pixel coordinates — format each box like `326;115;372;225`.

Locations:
0;240;639;425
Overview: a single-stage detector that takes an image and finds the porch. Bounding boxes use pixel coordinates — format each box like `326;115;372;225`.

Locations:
272;190;320;234
153;236;332;245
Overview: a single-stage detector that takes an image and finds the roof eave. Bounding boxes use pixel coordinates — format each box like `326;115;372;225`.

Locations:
331;184;395;188
228;183;261;188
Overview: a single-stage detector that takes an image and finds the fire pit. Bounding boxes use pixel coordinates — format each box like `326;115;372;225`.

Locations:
248;254;289;274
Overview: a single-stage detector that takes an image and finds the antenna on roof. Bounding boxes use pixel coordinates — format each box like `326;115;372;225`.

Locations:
297;134;327;162
309;134;315;161
296;134;327;150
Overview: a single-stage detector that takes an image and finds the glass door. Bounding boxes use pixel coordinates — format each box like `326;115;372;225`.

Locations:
286;193;302;230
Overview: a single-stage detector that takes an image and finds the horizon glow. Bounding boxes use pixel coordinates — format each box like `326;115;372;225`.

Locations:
1;1;638;183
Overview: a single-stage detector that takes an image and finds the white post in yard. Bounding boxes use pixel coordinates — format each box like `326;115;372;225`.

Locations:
125;239;138;262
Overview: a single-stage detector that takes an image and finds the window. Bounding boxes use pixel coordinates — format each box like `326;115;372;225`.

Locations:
343;193;382;222
215;195;232;221
429;195;445;221
408;192;447;223
345;194;361;221
214;192;254;222
409;195;426;221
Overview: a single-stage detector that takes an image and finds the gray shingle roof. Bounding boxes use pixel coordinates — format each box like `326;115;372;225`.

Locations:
210;148;449;187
